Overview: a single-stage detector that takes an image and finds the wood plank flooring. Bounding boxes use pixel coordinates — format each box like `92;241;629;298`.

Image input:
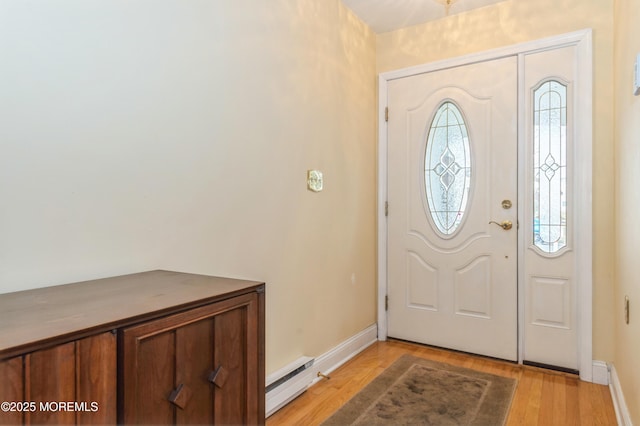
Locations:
266;339;617;425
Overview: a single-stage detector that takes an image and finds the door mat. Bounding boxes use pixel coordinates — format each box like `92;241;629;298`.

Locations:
321;354;516;425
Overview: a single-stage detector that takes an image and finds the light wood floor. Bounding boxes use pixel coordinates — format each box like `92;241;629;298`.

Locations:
267;340;618;425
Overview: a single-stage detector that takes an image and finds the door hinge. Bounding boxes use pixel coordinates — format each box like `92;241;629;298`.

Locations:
385;295;389;311
385;201;389;217
385;107;389;122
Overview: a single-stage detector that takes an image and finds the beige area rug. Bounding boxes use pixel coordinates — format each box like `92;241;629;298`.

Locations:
321;354;517;426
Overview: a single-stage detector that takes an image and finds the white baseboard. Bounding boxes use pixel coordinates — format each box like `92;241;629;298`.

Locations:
609;364;633;426
309;323;378;387
265;323;378;417
592;360;609;385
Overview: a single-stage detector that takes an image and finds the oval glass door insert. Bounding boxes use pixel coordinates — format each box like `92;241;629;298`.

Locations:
424;101;472;236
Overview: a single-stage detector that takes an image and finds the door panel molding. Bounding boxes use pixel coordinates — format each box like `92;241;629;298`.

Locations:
378;29;593;381
407;251;439;310
454;254;492;319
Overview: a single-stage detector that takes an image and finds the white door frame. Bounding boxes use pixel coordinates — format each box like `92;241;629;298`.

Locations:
377;29;594;382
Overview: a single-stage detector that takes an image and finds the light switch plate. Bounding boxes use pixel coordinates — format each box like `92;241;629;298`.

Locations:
635;53;640;96
307;170;323;192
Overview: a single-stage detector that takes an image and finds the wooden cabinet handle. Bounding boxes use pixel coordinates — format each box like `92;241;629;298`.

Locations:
208;365;229;388
168;383;192;410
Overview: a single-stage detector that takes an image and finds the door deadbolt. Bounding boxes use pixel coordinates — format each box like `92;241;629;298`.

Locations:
501;200;512;209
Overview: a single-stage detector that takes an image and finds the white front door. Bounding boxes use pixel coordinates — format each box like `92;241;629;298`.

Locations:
386;56;518;361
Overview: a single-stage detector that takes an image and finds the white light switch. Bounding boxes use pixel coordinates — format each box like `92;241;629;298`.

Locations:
307;170;323;192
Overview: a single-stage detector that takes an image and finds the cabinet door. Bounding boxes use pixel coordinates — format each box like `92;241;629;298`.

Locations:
25;342;76;425
212;300;262;425
0;332;116;426
27;333;117;425
120;292;262;425
75;332;118;424
124;319;216;424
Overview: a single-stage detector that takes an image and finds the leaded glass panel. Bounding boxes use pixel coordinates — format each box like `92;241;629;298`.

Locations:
533;80;567;253
425;102;471;236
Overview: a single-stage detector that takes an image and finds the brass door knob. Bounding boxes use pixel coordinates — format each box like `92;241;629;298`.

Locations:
489;220;513;230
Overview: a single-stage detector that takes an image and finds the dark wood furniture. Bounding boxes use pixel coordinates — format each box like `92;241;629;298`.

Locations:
0;270;265;425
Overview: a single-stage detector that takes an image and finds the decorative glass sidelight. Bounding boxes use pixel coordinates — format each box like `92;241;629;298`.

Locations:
425;101;471;236
533;80;567;253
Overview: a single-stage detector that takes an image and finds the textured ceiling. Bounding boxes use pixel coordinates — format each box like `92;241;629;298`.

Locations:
341;0;506;33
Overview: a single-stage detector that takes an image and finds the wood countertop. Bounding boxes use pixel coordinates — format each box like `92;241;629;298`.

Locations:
0;270;264;359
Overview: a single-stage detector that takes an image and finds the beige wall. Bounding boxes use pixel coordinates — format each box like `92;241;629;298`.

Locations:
2;0;631;401
0;0;378;374
614;0;640;421
376;0;616;363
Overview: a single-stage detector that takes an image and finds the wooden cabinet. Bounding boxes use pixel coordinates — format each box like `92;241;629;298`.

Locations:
0;271;265;425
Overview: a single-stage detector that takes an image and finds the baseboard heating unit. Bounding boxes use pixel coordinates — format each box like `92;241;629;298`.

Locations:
266;356;315;417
